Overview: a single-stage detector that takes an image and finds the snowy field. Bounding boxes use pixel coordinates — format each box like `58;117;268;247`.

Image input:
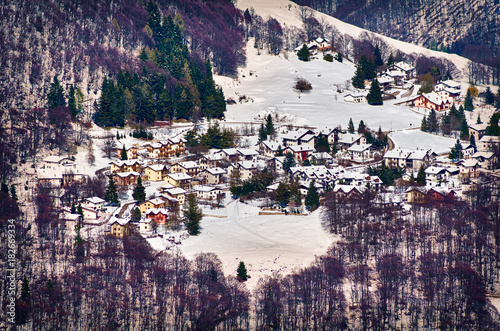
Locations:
389;130;458;155
175;200;336;290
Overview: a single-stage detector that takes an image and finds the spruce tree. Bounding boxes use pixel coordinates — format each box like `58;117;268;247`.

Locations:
183;193;202;235
121;146;128;160
237;261;248;281
348;118;355;133
47;76;66;109
367;79;383;105
105;177;119;204
477;114;482;124
77;204;84;219
470;134;476;152
276;145;284;156
275;182;291;207
258;123;267;142
132;177;146;202
416;165;426;185
265;114;275;136
131;207;141;222
427;109;438;133
305;180;320;211
484;87;495;105
352;66;365;89
68;84;78;119
283;152;296;172
297;44;310;61
71;203;76;214
460;119;469;139
358;120;366;134
373;45;384;67
387;53;394;66
335;52;343;62
464;89;474;111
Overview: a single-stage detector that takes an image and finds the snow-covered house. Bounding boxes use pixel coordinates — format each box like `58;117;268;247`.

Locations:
109;217;130;237
170;161;200;177
83;197;106;211
199;154;224;170
347;144;374;162
192;185;222;200
200;167;226;185
113;171;140;186
469;123;488;141
165;173;192;189
139;218;155;232
315;127;340;144
407;92;452;111
139;198;167;214
110;160;143;173
472;151;496;170
237;148;259;161
228;161;264;181
145;208;170;224
258;140;282;157
435;80;461;98
384;149;412;168
478;136;500;152
337;133;366;150
218;148;240;163
162;187;186;205
115;145;138;159
344;92;367;103
43;155;73;166
284;145;314;162
280;129;316;148
388;61;415;80
144;164;168;181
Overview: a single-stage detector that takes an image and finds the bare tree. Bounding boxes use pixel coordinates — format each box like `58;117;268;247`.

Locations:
101;134;117;158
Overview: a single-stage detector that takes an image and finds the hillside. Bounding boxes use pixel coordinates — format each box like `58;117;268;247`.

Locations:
0;0;244;110
293;0;500;69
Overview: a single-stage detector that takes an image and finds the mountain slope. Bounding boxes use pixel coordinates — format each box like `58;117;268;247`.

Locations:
293;0;500;66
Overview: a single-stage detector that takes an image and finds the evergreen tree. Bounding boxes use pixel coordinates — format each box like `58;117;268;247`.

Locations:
484;87;495;105
276;145;284;156
352;66;365;89
416;165;426;185
373;45;383;67
68;84;78;120
335;52;343;62
9;185;17;201
460;119;469;139
464;89;474;111
275;182;290;207
77;204;84;219
443;69;452;80
47;76;66;109
297;44;310;61
71;203;76;214
449;139;463;160
367;79;383;105
105;177;119;204
477;114;482;124
132;177;146;202
361;56;376;80
289;180;302;206
427;109;438;133
131;207;142;222
470;134;477;152
121;146;128;160
358;120;366;134
314;134;330;153
183;193;202;235
265;114;275;136
283;152;296;172
237;261;248;281
387;53;395;66
348;118;355;133
258;123;268;142
302;159;311;166
305;180;320;211
1;181;8;194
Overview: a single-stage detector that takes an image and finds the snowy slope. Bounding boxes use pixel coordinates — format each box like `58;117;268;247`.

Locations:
236;0;471;75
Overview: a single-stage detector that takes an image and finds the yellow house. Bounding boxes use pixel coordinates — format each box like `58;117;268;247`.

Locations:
406;187;427;204
109;218;130;237
170;161;199;177
165;173;192;189
139;198;167;214
163;187;186;205
145;164;168;181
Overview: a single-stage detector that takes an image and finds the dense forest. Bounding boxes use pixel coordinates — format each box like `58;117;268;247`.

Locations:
0;0;244;111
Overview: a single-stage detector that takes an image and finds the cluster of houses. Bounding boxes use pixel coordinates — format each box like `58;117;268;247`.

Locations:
40;116;499;238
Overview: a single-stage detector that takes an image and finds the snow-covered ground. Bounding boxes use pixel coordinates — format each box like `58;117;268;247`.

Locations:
174;200;336;290
389;130;458;155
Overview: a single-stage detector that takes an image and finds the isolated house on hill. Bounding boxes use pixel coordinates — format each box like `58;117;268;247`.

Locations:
406;92;452;111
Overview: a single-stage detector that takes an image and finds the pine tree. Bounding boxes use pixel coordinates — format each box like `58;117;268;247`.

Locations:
470;134;477;152
47;76;66;109
449;139;463;160
302;159;311;166
258;123;268;142
348;118;355;133
121;146;128;160
105;177;119;204
265;114;275;136
335;52;343;62
464;89;474;111
283;152;296;172
477;114;482;124
289;180;302;206
367;79;383;105
297;44;310;61
428;109;438;133
358;120;366;134
460;119;469;139
68;84;78;119
237;261;248;281
71;203;76;214
373;45;383;67
275;182;290;207
131;207;142;222
387;53;395;66
484;87;495;105
77;204;84;219
305;180;320;211
183;193;202;235
276;145;284;156
132;177;146;202
416;165;426;185
352;66;365;89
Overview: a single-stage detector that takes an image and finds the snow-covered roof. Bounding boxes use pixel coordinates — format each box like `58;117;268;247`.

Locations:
347;143;372;152
204;167;226;175
43;155;72;163
165;187;187;195
384;148;412;159
167;173;192;181
146;198;165;206
422;92;452;105
177;161;198;169
479;135;500;143
145;208;169;215
338;133;361;144
114;171;140;177
109;217;129;226
260;140;282;151
469;123;488;132
221;148;239;156
377;76;394;84
424;166;447;175
285;145;314;152
438;80;461;89
237;148;259;156
300;133;315;142
472;151;495;159
408;149;430;160
86;197;105;204
460;159;479;167
393;61;414;72
146;164;167;171
193;185;219;192
238;161;260;169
